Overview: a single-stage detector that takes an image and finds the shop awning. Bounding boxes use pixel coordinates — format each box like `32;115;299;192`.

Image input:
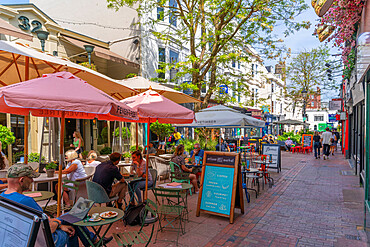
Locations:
0;18;33;41
273;119;309;126
62;35;139;69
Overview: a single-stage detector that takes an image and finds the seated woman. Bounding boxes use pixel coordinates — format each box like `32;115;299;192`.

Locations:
171;144;199;193
56;150;87;206
130;150;153;203
85;150;101;167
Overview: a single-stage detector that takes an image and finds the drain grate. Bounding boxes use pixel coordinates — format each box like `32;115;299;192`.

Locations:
341;170;356;176
345;234;361;241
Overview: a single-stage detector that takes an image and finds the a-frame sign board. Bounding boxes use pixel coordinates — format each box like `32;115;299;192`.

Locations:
196;151;244;223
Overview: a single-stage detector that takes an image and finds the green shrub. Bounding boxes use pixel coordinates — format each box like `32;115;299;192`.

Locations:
28;152;46;163
100;147;112;155
277;131;302;144
150;121;174;140
0;124;15;150
45;162;57;170
113;127;131;139
123;152;131;158
130;145;143;152
81;150;89;159
12;151;24;163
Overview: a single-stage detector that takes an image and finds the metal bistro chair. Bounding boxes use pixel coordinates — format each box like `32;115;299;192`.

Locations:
85;180;120;208
153;187;186;246
140;168;158;199
169;161;192;195
44;179;79;216
113;199;158;247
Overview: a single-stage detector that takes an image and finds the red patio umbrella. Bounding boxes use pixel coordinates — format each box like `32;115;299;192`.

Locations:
121;89;194;199
0;71;138;216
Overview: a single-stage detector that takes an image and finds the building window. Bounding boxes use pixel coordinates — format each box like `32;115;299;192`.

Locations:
169;50;179;83
232;60;236;68
311;102;315;107
314;115;324;121
280;103;282;114
238;61;241;69
157;2;164;21
169;0;177;27
158;47;165;79
271;82;274;93
252;64;255;77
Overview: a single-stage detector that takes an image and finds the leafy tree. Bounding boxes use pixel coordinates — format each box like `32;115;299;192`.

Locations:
150;121;174;140
107;0;309;111
0;124;15;150
113;127;131;139
285;46;337;112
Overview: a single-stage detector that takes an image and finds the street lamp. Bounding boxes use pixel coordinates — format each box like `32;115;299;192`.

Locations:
301;88;308;125
35;30;49;52
84;45;95;65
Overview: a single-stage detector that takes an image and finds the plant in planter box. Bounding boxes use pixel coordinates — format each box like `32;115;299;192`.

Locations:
81;150;89;159
129;145;143;153
45;162;58;177
100;147;112;155
28;152;46;163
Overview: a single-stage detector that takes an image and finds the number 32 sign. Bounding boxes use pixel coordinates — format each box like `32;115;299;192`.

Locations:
18;16;43;33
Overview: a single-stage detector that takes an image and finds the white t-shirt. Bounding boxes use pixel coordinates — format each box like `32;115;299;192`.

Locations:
321;131;332;145
85;160;101;168
66;159;87;181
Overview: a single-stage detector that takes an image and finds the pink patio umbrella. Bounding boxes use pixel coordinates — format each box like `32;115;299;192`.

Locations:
0;71;138;216
121;89;194;199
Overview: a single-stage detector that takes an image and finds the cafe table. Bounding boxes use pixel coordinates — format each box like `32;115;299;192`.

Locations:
32;173;66;191
74;206;124;247
23;190;55;208
159;154;172;160
157;182;193;221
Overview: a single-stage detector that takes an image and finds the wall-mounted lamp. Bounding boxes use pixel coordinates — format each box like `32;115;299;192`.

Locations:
35;30;49;52
133;39;139;45
84;45;95;65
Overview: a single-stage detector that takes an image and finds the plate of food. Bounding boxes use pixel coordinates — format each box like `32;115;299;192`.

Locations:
100;211;118;219
88;217;102;222
122;173;130;178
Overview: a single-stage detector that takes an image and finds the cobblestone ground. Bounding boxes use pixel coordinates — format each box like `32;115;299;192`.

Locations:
104;150;368;246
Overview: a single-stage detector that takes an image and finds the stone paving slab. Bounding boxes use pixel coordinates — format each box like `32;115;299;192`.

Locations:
96;150;368;246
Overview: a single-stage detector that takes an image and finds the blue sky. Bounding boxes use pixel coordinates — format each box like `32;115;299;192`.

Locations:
0;0;29;4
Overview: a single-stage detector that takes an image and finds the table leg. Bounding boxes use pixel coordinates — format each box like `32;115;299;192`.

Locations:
78;226;97;247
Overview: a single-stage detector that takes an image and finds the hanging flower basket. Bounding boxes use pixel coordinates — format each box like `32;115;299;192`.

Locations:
316;24;335;42
312;0;334;17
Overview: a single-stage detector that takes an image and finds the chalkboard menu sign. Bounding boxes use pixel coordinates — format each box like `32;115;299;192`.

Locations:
205;154;235;167
302;134;313;147
261;144;281;172
196;151;244;223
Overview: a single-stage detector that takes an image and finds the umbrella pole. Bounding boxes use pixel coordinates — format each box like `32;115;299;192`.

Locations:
144;120;150;200
24;115;29;164
219;129;221;151
57;112;65;217
136;123;139;150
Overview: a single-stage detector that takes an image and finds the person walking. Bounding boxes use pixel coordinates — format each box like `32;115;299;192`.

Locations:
313;131;321;159
321;127;332;160
70;131;84;159
330;130;337;156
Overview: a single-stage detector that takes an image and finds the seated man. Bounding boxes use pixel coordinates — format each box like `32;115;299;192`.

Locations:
190;143;204;165
285;137;294;151
93;152;127;209
144;142;157;156
216;138;230;152
0;163;112;247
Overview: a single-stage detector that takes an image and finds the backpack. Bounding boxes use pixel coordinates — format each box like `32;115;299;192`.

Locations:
123;202;146;226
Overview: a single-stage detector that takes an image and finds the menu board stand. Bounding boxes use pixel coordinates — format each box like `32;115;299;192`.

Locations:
261;144;281;172
196;151;244;224
302;134;313;147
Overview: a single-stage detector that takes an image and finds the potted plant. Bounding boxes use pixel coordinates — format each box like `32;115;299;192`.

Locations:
45;162;57;178
123;152;131;163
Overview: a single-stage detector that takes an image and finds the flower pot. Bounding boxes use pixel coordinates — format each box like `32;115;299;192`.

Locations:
124;157;130;163
46;169;55;178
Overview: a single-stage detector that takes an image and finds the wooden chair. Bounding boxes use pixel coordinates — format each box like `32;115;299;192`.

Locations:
113;199;157;247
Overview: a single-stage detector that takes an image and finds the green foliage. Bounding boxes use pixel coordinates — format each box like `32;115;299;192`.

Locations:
277;131;301;144
45;162;57;170
28;152;46;163
107;0;309;110
100;147;112;155
150;121;174;140
123;152;131;158
0;124;15;150
81;150;89;159
79;62;97;71
126;73;137;78
179;138;218;152
12;151;24;164
343;48;355;80
101;127;108;143
130;145;143;152
113;127;131;139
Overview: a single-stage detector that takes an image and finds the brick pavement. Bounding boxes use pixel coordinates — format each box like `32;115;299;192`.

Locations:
102;150;368;246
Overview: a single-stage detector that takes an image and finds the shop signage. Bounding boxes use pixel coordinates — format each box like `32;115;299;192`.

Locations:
261;144;281;172
329;99;342;110
197;151;244;224
302;134;313;147
328;114;337;122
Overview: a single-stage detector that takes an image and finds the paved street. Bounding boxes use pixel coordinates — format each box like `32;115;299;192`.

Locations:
106;150;368;246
